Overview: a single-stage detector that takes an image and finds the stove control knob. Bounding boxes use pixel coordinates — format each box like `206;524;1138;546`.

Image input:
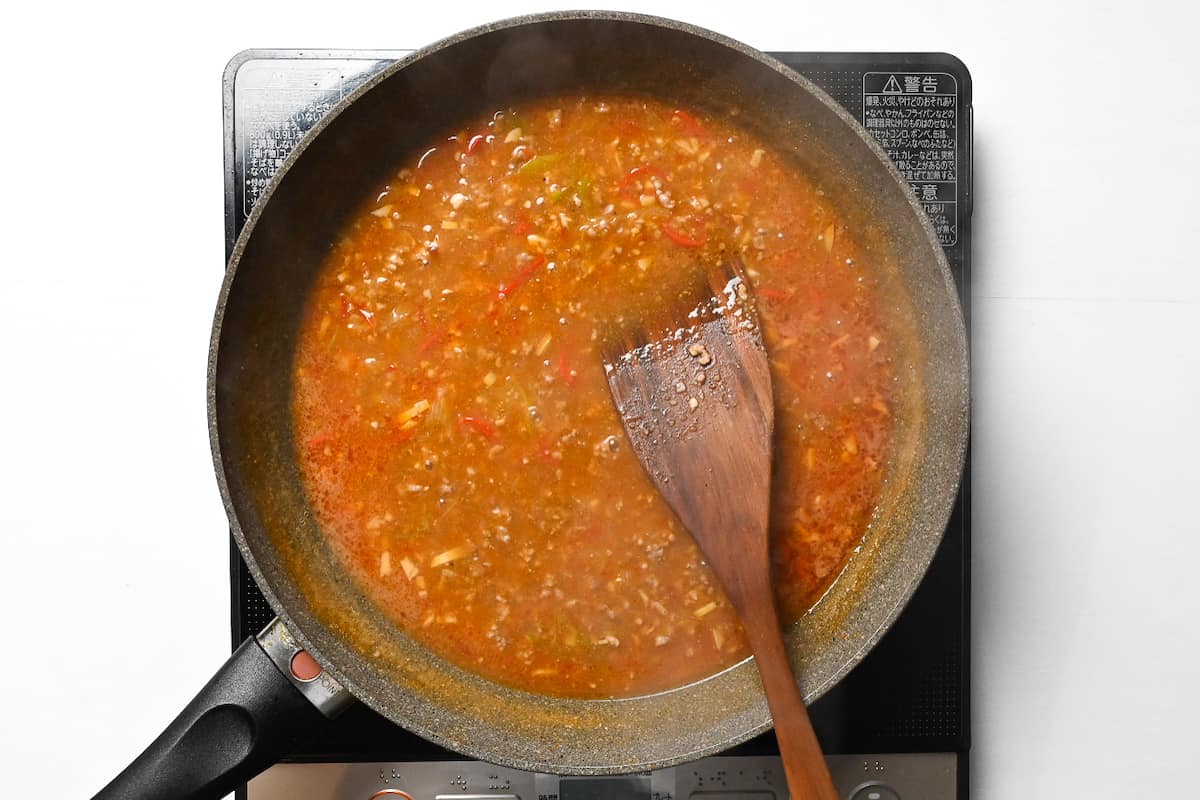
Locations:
849;784;900;800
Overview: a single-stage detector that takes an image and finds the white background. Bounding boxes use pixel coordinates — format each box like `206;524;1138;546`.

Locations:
2;1;1197;798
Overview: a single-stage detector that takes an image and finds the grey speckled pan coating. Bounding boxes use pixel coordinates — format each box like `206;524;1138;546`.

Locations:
209;11;969;775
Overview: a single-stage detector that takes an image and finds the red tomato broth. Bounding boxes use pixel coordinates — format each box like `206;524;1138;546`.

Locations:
291;95;904;698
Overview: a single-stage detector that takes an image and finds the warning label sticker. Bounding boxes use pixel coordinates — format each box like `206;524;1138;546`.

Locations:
234;59;394;218
862;72;959;246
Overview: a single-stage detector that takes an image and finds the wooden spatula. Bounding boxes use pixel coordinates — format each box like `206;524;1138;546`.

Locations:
603;258;838;800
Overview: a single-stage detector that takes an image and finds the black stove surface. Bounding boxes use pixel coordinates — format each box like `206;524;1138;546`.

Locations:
226;48;972;795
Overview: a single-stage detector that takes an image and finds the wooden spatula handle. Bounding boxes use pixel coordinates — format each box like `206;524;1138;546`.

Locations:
742;598;840;800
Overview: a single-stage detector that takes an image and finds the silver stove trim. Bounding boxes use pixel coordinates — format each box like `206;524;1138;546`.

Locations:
247;754;956;799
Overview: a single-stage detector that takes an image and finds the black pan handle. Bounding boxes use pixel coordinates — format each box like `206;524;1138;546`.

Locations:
92;618;352;800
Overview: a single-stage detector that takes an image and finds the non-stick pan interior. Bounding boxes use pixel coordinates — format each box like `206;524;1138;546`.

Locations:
210;12;968;774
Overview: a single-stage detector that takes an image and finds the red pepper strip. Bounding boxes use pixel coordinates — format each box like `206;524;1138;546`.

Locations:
459;415;498;440
305;432;332;451
339;294;376;331
557;350;577;386
671;108;705;136
497;255;547;300
466;133;487;153
756;288;788;300
415;330;444;355
618;165;667;198
661;223;706;248
535;436;558;464
512;220;533;236
617;117;642;137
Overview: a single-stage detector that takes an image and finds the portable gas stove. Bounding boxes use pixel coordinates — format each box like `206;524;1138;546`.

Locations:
223;48;972;800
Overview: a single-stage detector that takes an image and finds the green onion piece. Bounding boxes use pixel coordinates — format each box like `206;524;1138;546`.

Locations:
519;154;562;175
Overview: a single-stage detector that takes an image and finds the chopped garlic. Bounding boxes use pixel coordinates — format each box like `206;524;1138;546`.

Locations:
749;148;764;167
693;601;718;618
504;127;523;143
370;204;393;217
396;399;431;424
379;551;392;576
448;192;468;209
400;557;419;580
431;544;474;568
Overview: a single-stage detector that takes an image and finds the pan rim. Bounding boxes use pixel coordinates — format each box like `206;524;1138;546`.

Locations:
209;9;969;774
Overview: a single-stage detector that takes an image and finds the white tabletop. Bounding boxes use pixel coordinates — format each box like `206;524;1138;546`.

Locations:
2;1;1197;797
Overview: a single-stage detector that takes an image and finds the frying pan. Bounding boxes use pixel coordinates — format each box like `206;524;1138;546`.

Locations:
94;11;968;799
